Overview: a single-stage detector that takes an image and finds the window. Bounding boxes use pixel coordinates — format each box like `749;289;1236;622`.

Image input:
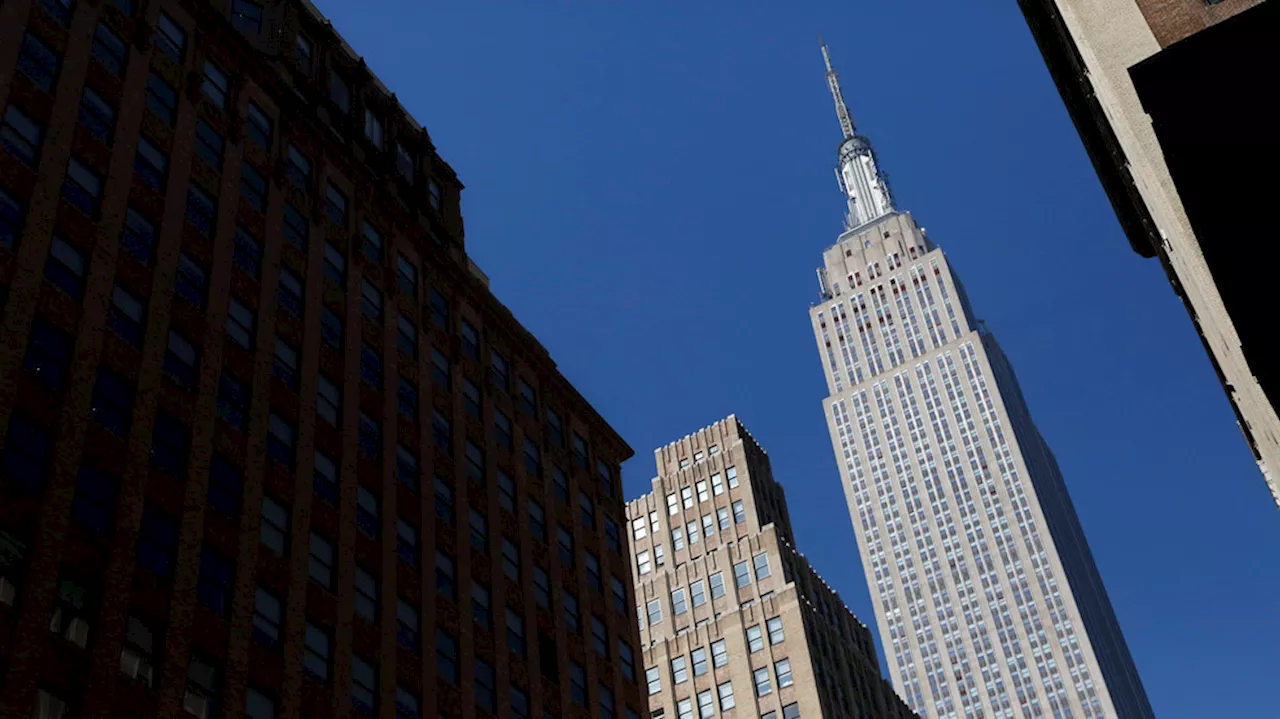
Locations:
696;481;708;503
583;552;603;594
754;552;770;580
325;183;348;225
763;616;785;645
397;598;419;651
431;347;451;389
63;157;102;215
677;700;694;719
599;684;616;719
91;23;126;76
604;516;621;554
396;444;419;491
284;145;311;188
611;575;627;612
295;33;312;71
552;466;569;503
397;688;420;719
691;647;708;676
681;487;693;509
184;655;219;719
351;655;377;715
666;493;679;516
435;550;456;599
355;566;378;621
329;69;350;112
533;565;550;608
25;318;72;392
396;316;417;358
471;582;491;629
518;379;538;416
226;297;255;348
91;369;133;436
218;373;248;430
232;0;264;34
434;476;455;524
146;73;177;125
364;109;383;148
197;548;233;615
572;433;588;470
637;551;651;576
734;562;751;588
465;441;484;484
754;667;772;697
150;412;188;478
246;102;272;149
395;516;419;567
726;466;739;488
118;208;155;265
2;105;42;165
157;13;186;60
19;33;60;91
690;579;707;607
395;254;418;297
672;588;688;615
469;508;488;552
716;507;730;531
686;521;698;546
775;659;793;688
746;625;763;652
645;599;662;625
474;658;495;712
697;691;714;719
611;637;634;680
711;639;728;668
527;499;547;541
360;343;382;386
245;688;274;719
462;379;482;420
120;614;157;686
185;184;216;235
702;515;714;538
2;414;51;494
563;591;580;634
489;349;508;390
176;253;208;306
655;543;666;566
592;615;608;656
252;587;282;648
321;307;343;348
646;667;661;695
260;496;288;556
201;62;228;107
437;629;459;683
240;163;266;211
632;517;647;541
717;682;735;710
506;607;525;656
0;186;23;249
207;455;242;517
276;269;304;318
710;472;724;496
360;279;382;321
429;289;449;328
578;492;594;528
309;532;334;589
357;486;380;536
313;450;338;505
303;622;331;683
433;411;453;452
323;244;347;287
232;227;266;281
733;500;746;524
428;180;443;212
360;221;383;262
500;537;521;580
373;136;407;182
137;507;177;575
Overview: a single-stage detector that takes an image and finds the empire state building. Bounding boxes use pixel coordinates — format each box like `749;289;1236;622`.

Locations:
809;43;1154;719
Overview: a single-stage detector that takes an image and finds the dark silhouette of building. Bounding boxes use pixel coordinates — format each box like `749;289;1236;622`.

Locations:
1018;0;1280;507
0;0;640;717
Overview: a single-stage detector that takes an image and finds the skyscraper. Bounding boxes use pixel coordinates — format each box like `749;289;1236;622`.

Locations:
808;44;1155;719
0;1;642;717
1016;0;1280;509
626;416;916;719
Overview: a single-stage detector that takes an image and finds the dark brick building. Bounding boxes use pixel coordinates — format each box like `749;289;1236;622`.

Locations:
0;0;640;717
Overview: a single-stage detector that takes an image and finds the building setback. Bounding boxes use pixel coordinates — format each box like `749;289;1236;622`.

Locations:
0;1;643;718
626;416;916;719
809;45;1155;718
1016;0;1280;508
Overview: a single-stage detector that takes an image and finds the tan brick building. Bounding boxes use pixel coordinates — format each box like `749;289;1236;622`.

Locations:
626;416;915;719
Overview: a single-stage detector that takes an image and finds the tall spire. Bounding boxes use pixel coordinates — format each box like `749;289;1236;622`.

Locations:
821;38;857;140
820;40;896;231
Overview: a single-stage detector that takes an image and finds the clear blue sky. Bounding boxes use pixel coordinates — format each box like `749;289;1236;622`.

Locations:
316;2;1280;715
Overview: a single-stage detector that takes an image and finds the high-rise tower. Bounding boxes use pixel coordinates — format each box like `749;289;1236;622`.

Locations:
808;45;1155;719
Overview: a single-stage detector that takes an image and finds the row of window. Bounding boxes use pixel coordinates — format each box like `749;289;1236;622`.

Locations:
635;503;748;576
638;553;771;629
649;652;795;700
